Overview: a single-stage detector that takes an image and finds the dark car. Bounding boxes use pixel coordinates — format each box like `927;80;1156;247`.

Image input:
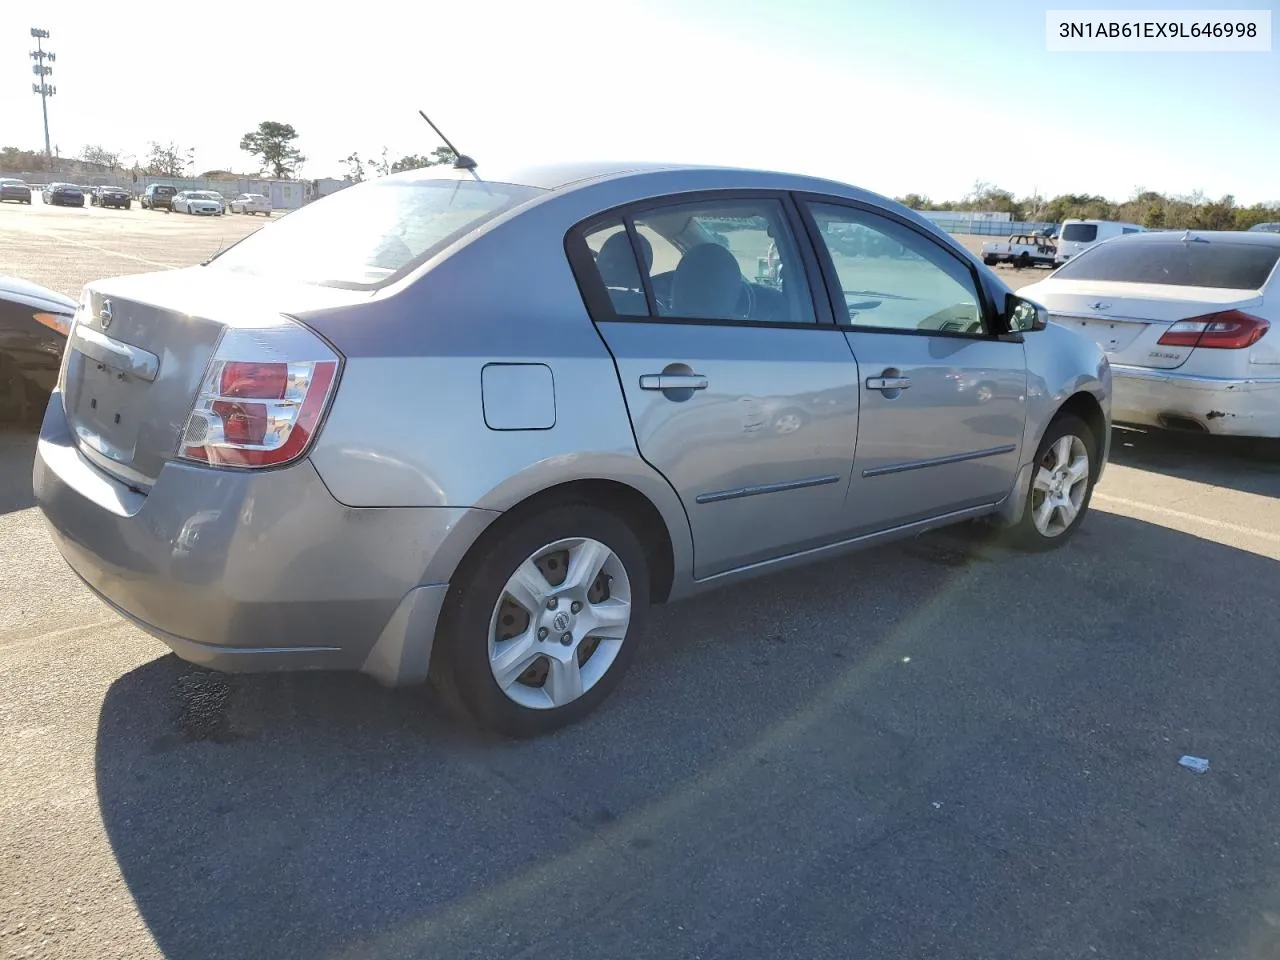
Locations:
0;276;75;421
141;183;177;212
92;185;132;210
0;178;33;204
42;182;85;207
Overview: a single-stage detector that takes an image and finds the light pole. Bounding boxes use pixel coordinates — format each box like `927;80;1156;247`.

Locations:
29;28;56;171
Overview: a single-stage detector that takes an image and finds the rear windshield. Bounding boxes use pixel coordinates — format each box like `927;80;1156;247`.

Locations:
1062;223;1098;243
1053;239;1280;289
208;178;545;288
154;186;176;195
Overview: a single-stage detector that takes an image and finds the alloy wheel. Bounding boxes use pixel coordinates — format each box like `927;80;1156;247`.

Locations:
487;537;632;710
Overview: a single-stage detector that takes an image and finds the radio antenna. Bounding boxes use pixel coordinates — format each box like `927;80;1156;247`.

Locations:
417;110;476;171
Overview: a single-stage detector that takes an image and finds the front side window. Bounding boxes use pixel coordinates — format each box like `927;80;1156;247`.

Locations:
806;202;986;335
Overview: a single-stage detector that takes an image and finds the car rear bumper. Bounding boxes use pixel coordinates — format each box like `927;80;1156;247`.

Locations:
1111;364;1280;437
33;393;496;685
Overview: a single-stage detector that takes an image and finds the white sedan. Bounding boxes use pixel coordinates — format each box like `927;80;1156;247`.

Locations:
173;191;224;216
1022;230;1280;438
229;193;272;216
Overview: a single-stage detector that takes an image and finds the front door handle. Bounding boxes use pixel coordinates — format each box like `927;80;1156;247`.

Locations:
866;376;912;391
640;374;709;391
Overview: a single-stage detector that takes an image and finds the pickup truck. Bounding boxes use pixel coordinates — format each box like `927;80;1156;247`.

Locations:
981;233;1057;269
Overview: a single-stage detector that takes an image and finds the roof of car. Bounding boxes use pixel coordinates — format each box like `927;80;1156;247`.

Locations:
383;159;874;198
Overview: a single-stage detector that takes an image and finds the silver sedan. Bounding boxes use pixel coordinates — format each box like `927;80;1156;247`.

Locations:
33;161;1111;736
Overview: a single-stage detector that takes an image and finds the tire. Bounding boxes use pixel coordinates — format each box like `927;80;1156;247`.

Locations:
1006;413;1097;551
983;256;998;266
431;503;651;737
1017;252;1031;269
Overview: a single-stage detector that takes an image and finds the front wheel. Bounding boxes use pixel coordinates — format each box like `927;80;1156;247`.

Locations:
432;503;650;737
1007;414;1096;551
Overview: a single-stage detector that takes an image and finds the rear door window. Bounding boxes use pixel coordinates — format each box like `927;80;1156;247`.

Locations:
1062;223;1099;243
579;197;817;324
1053;239;1280;289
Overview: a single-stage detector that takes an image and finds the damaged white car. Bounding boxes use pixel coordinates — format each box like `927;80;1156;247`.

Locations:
1022;230;1280;438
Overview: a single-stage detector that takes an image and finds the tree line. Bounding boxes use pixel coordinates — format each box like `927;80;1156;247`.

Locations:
3;121;458;183
896;181;1280;231
5;137;1275;228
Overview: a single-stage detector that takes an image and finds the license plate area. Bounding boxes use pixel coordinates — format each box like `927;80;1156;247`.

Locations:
1052;315;1146;354
67;354;146;465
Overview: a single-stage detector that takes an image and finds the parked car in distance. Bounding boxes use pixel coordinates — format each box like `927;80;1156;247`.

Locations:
91;185;132;209
982;233;1058;269
1022;230;1280;438
0;178;33;204
1055;219;1144;264
141;183;177;212
173;190;224;216
1249;222;1280;234
41;182;85;207
229;192;271;215
33;160;1111;737
0;275;75;421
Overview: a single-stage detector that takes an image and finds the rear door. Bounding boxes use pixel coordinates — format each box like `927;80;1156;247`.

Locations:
569;192;861;579
799;198;1028;534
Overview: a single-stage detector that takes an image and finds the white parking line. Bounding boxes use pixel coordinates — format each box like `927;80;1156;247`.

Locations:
1094;492;1280;544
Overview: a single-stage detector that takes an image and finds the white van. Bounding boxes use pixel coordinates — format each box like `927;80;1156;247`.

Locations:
1055;219;1145;264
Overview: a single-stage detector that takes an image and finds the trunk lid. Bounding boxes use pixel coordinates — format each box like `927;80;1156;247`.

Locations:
62;267;369;488
1026;279;1263;370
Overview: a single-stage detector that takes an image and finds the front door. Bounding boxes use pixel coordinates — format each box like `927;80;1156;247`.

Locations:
801;200;1028;534
574;194;861;579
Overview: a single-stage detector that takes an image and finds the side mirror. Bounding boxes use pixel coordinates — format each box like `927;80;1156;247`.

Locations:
1006;295;1049;333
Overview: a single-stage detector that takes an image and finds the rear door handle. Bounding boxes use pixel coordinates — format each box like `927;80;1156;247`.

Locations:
866;376;911;391
640;374;709;391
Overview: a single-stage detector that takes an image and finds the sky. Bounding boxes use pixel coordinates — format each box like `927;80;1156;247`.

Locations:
3;0;1277;204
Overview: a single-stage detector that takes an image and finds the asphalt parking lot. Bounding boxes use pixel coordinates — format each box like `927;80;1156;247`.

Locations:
4;201;1280;959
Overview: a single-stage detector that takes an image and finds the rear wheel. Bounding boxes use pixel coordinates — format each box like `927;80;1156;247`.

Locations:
432;504;650;737
1007;414;1096;550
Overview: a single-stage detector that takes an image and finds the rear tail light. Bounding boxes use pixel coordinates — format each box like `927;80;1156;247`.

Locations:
178;320;341;469
1157;310;1270;349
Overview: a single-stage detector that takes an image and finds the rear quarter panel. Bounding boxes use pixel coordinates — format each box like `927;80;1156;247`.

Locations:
298;182;705;588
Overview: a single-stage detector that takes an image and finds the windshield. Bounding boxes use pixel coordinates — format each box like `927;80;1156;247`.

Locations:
1053;238;1280;289
1061;223;1098;243
208;177;545;288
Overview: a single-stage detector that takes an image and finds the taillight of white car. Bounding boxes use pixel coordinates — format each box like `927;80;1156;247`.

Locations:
1156;310;1270;350
178;320;340;468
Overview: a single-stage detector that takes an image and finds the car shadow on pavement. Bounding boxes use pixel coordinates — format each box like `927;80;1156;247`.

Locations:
1108;425;1280;498
95;512;1280;960
0;427;37;514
